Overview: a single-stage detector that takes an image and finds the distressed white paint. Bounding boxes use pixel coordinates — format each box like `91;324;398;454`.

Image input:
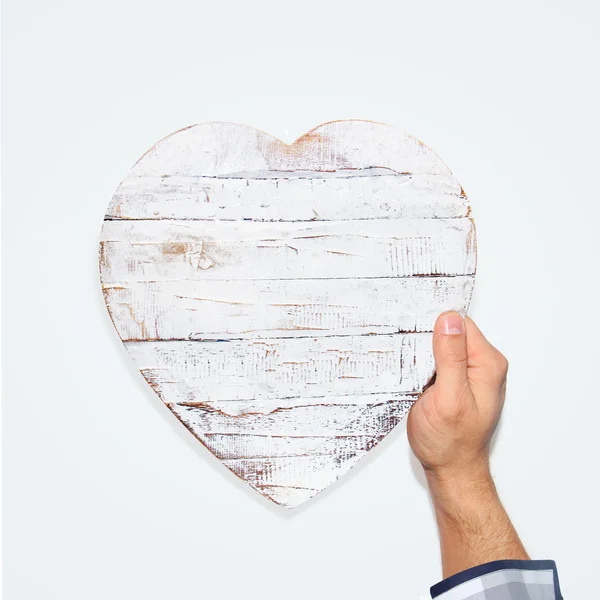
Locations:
126;334;434;402
99;120;476;507
100;218;476;281
106;172;469;221
167;392;418;418
171;400;415;503
103;277;474;340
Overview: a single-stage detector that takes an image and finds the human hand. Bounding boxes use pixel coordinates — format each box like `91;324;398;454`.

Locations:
408;312;527;576
407;311;509;486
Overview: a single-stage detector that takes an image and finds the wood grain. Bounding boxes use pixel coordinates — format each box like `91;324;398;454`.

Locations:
100;218;475;281
106;172;469;221
103;277;474;341
126;334;434;402
99;120;476;507
172;399;414;504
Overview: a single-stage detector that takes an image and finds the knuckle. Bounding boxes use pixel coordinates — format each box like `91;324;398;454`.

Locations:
494;352;509;377
447;355;469;371
484;351;508;383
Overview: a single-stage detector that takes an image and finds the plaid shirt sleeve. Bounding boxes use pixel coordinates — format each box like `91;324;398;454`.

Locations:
430;560;563;599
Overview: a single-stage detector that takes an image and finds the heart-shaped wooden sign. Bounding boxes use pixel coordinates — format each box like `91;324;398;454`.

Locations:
99;120;476;507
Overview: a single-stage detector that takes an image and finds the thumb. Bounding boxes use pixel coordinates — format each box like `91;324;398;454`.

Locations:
432;311;469;395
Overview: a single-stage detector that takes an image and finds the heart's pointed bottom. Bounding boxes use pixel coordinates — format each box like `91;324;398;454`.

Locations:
250;484;323;509
169;398;415;508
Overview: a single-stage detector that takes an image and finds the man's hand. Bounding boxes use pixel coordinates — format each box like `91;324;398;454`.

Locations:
408;311;507;482
408;312;528;578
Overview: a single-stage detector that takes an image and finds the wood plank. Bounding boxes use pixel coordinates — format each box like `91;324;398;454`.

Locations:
106;172;468;220
125;121;460;179
196;400;414;458
251;485;321;507
100;218;476;281
223;455;366;494
126;335;434;402
169;392;417;417
170;399;414;437
103;276;473;341
203;432;378;460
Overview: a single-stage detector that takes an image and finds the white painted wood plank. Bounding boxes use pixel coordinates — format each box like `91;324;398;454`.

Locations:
170;392;417;417
103;276;473;341
202;432;383;459
171;399;414;437
126;335;434;402
106;172;468;220
196;401;414;458
222;454;366;493
252;485;321;507
127;121;458;178
100;218;476;281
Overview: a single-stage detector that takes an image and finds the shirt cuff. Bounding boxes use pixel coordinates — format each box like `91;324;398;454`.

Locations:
430;559;562;599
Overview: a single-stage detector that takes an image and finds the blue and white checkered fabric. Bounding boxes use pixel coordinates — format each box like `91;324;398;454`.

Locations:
431;560;562;599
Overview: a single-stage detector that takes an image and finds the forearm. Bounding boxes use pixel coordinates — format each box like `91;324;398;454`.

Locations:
427;465;529;578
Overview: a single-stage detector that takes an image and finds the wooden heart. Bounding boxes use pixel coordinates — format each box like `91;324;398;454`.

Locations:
99;120;476;507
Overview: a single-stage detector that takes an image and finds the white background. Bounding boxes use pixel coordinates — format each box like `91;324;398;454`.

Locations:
3;1;599;598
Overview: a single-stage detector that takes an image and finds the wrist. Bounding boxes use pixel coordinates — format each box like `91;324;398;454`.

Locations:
425;465;530;574
425;461;497;516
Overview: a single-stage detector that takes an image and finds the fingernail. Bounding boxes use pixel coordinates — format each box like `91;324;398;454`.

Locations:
440;312;464;335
